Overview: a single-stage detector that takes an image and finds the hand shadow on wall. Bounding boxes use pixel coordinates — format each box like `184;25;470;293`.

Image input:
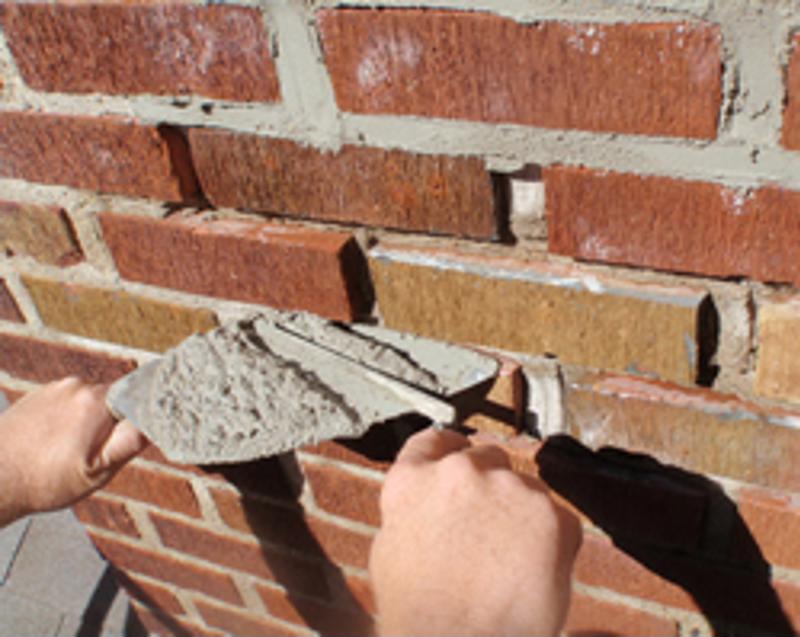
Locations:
537;435;796;637
214;453;375;637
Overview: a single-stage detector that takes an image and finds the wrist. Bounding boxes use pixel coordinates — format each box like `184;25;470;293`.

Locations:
0;445;31;526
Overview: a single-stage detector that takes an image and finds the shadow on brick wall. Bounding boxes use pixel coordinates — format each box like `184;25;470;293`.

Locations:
537;436;795;637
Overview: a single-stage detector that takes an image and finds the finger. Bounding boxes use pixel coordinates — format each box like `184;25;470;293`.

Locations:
395;427;469;466
88;420;148;478
460;443;512;471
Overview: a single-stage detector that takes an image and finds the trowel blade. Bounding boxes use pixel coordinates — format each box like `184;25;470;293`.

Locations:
106;311;499;465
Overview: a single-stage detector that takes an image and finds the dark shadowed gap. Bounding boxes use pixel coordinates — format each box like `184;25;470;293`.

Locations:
537;435;795;637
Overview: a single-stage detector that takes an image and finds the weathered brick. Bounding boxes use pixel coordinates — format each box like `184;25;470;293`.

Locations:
89;534;242;605
565;372;800;492
0;111;197;200
0;279;23;322
102;461;201;518
256;582;373;636
0;333;136;383
188;129;498;239
735;488;800;571
0;201;83;265
318;10;721;139
22;276;218;353
1;4;279;102
100;213;370;321
547;166;800;286
150;511;329;600
783;34;800;149
755;297;800;403
302;462;382;528
565;592;678;637
370;246;710;385
195;599;309;637
72;494;139;537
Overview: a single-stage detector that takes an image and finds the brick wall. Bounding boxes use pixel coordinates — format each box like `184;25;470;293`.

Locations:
1;1;800;635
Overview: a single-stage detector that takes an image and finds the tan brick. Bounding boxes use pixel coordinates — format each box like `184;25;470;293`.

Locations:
565;372;800;491
0;200;83;265
22;276;218;352
755;297;800;403
370;246;710;385
0;279;23;322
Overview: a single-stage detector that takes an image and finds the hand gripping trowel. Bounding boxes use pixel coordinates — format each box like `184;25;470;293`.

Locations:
106;311;499;465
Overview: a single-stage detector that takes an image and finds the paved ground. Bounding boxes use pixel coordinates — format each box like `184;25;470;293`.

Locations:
0;393;147;636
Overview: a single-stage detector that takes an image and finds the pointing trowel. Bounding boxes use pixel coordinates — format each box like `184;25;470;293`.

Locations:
106;311;499;465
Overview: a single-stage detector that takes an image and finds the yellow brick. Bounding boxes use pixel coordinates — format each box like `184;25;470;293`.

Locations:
756;298;800;404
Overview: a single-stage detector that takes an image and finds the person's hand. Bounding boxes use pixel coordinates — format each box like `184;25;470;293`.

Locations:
0;377;147;526
369;428;581;636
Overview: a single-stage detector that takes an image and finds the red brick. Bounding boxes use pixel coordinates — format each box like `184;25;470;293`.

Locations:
0;385;24;405
1;4;279;102
115;572;184;617
547;166;800;286
0;332;136;383
102;461;201;518
0;280;23;322
302;440;392;473
302;462;382;527
783;34;800;149
188;129;498;239
306;515;373;571
211;488;319;553
195;599;309;637
565;592;678;636
72;494;139;537
0;111;197;200
774;580;800;631
100;212;370;321
89;534;242;605
345;574;376;616
0;201;83;266
370;245;709;385
461;357;524;438
256;582;373;635
318;10;721;139
132;602;225;637
150;511;329;600
565;372;800;492
735;488;800;570
535;435;709;550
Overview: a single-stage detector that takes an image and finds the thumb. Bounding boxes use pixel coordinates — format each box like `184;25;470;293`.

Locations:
88;420;148;481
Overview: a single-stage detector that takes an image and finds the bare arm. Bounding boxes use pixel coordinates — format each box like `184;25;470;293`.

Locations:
369;428;581;636
0;377;147;527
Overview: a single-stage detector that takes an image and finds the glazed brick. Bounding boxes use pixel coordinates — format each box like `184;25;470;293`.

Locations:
0;280;23;322
735;488;800;571
783;34;800;149
116;572;184;617
1;4;279;102
755;297;800;403
100;213;370;321
22;276;218;353
150;511;330;600
72;494;139;538
564;592;678;637
565;372;800;492
0;333;136;383
188;129;498;239
302;462;382;528
0;201;83;265
547;166;800;286
195;599;310;637
256;582;373;636
370;246;710;385
102;461;201;518
318;9;721;139
89;534;242;605
0;111;197;201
